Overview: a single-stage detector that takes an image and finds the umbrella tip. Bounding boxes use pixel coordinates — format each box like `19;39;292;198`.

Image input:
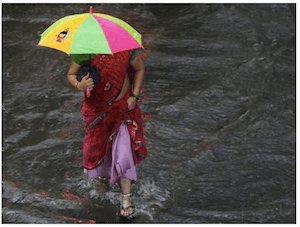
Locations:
89;6;93;14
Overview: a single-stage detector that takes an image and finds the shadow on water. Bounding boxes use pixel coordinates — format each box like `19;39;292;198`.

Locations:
3;3;295;223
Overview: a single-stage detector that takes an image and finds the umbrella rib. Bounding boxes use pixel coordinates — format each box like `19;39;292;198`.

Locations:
92;14;141;53
70;14;112;54
93;13;142;46
91;14;113;54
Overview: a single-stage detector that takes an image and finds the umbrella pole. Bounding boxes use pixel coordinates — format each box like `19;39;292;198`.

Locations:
86;54;91;97
89;54;91;74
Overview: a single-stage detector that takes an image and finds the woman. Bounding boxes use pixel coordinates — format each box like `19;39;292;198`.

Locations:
67;49;148;219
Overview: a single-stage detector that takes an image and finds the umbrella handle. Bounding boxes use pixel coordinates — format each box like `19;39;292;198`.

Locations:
86;89;91;97
86;53;92;98
85;72;91;97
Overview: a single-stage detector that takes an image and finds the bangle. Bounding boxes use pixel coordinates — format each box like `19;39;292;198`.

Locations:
74;81;80;90
131;93;141;100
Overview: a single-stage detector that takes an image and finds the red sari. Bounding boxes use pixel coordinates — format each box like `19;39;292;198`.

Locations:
81;50;147;170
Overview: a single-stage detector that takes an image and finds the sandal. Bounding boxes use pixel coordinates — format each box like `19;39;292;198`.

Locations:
118;193;135;220
98;176;109;184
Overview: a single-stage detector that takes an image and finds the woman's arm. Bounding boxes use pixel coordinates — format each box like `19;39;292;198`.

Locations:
67;61;81;89
127;55;145;110
67;61;94;91
130;55;145;96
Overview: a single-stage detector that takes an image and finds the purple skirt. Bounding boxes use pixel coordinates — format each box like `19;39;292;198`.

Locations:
83;123;137;186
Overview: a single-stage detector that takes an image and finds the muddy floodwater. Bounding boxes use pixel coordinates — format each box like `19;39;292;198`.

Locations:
2;4;295;223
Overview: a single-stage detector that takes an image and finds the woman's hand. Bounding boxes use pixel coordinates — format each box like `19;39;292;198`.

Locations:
127;96;137;110
78;73;94;91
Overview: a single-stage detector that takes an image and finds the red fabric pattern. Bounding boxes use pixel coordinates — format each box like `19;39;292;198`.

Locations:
82;50;147;170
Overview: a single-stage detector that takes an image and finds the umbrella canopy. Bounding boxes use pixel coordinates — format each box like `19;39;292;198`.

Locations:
38;7;143;55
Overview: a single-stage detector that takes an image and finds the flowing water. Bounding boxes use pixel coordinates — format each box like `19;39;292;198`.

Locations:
2;4;295;223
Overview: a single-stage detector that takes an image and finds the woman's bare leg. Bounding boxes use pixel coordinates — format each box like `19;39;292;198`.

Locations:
118;177;134;217
119;177;131;194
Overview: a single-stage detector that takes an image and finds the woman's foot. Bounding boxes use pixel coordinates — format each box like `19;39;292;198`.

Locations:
119;193;135;219
98;176;109;184
97;177;109;193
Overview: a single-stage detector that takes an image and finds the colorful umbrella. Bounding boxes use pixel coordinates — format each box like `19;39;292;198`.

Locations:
38;6;143;97
38;6;143;55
